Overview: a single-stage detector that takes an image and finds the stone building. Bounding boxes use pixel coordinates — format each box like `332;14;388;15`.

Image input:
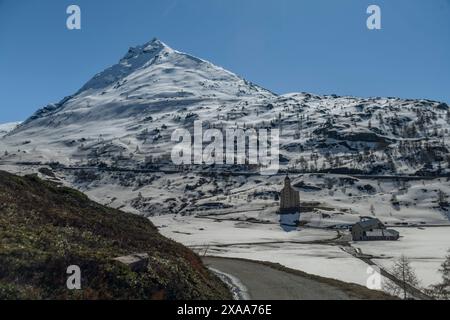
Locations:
351;217;399;241
279;175;300;214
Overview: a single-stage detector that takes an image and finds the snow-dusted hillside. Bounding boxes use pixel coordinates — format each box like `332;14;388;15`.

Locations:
2;38;450;172
0;39;450;215
274;93;450;176
1;38;450;220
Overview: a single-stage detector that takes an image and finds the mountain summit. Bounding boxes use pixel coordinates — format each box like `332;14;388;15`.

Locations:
79;38;173;92
15;38;274;131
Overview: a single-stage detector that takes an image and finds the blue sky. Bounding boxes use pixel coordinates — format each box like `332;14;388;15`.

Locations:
0;0;449;123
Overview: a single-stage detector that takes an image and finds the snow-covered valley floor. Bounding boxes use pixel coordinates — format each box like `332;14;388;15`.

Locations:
152;214;450;289
354;227;450;287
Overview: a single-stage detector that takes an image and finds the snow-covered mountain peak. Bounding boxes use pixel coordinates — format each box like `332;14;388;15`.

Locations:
79;38;173;93
9;38;274;135
122;38;172;61
142;38;169;50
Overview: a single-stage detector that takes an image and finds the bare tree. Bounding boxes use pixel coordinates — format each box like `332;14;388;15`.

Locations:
428;251;450;299
370;204;376;216
384;255;420;299
438;190;448;207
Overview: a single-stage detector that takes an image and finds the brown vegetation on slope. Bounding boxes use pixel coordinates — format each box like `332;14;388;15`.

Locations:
0;171;231;300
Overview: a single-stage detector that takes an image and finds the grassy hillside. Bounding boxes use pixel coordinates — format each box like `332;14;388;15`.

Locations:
0;170;231;300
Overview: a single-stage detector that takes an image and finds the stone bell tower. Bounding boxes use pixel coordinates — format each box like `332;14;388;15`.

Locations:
279;175;300;214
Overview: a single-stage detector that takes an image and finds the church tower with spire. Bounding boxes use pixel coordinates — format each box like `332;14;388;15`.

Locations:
279;175;300;214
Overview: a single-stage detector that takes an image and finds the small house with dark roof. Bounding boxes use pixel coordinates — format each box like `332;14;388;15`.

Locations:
351;217;399;241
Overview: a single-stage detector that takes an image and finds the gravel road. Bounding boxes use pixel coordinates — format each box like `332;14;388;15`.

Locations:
203;256;359;300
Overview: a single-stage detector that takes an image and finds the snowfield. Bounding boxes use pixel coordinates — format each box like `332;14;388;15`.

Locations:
152;214;375;287
354;227;450;287
153;214;449;288
152;214;336;246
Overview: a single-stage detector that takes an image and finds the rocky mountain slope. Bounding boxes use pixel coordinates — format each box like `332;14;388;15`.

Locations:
0;38;449;222
1;39;449;175
2;38;272;165
0;170;231;299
